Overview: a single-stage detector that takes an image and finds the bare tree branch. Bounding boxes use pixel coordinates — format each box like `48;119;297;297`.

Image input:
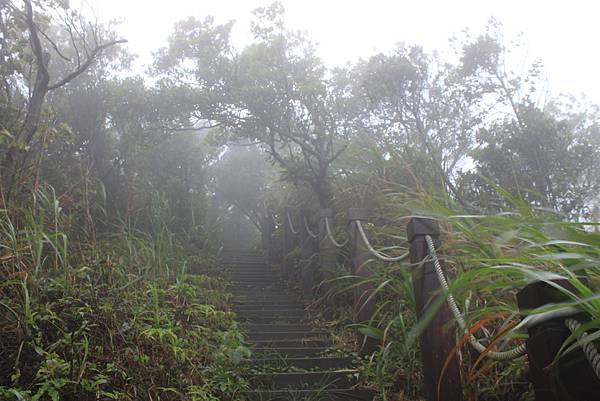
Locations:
48;39;127;90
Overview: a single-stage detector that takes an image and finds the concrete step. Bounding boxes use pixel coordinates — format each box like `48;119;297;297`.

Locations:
244;388;376;401
245;331;328;341
224;250;373;401
232;293;301;305
230;278;281;283
225;263;268;267
235;303;305;311
237;308;306;316
237;312;307;324
232;291;294;298
251;347;330;357
231;283;283;289
245;356;355;370
234;298;303;305
236;305;305;312
250;338;329;348
225;263;267;266
242;324;314;332
226;268;270;272
231;281;283;285
231;287;289;292
247;370;357;389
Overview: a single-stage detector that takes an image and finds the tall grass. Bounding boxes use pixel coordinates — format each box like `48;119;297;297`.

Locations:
325;177;600;400
0;184;248;400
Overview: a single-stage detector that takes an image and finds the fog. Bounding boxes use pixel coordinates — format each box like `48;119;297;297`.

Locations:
2;1;600;400
91;0;600;104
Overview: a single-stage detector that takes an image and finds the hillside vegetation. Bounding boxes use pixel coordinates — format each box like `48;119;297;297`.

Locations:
1;1;599;400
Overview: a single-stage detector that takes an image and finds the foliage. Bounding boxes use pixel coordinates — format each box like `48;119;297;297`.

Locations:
1;2;600;401
153;3;355;207
460;100;600;218
325;166;600;399
0;190;248;401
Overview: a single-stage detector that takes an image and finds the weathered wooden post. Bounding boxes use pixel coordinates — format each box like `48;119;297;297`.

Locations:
282;207;295;280
262;209;275;269
517;279;600;401
261;212;267;260
347;208;377;354
407;217;463;401
318;208;337;318
300;209;316;299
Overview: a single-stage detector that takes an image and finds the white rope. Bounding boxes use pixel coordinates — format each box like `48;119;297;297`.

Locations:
424;235;527;361
287;211;299;235
355;220;410;262
303;216;319;239
425;235;600;371
324;217;348;248
565;318;600;379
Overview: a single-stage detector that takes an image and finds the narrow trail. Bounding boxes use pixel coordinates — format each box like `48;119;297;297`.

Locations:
223;250;375;401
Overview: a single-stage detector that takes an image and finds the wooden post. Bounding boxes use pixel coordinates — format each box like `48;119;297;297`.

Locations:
517;279;600;401
267;210;275;268
407;217;463;401
300;209;316;299
262;209;275;268
347;208;377;354
261;212;268;261
282;207;295;280
318;208;337;318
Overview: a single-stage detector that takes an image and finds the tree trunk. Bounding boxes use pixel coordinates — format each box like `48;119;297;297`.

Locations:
1;0;50;200
312;164;332;209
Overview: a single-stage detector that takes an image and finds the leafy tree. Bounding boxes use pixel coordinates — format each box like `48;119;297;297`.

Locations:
460;100;600;218
347;43;489;202
209;144;274;230
153;3;352;208
0;0;125;200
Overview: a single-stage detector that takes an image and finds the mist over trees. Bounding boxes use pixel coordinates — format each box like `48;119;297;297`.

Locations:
2;0;598;226
1;0;600;400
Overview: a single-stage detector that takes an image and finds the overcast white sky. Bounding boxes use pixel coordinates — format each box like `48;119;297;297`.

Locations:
88;0;600;104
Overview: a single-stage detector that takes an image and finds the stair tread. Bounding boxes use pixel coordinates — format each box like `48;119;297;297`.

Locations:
223;250;374;401
244;389;376;401
245;356;355;370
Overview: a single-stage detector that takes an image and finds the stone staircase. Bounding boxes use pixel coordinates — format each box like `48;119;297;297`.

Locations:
223;250;375;401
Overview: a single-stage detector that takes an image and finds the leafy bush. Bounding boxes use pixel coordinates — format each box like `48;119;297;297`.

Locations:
0;204;249;401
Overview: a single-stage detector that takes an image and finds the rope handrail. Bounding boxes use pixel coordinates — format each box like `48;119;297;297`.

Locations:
425;233;600;374
355;220;410;262
287;210;299;235
424;235;528;361
324;217;349;248
303;216;319;239
565;318;600;379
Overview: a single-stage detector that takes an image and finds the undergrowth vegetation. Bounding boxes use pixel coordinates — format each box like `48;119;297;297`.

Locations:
0;189;249;401
320;179;600;400
2;1;600;400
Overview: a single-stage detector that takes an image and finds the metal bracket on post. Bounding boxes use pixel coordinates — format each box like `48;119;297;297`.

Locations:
347;207;377;354
407;217;463;401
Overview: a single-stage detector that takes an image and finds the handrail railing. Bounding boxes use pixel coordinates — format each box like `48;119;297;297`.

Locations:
355;220;409;262
324;216;348;248
286;209;299;235
424;234;527;361
270;207;600;400
565;318;600;378
303;215;319;239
